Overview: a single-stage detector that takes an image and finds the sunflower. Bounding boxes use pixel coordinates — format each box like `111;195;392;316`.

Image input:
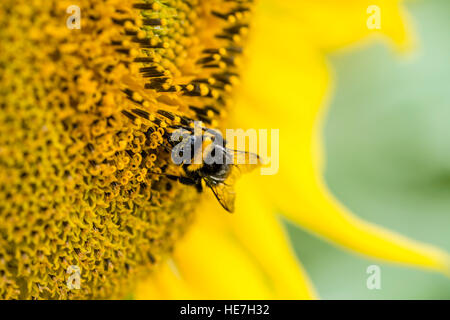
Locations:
0;0;448;300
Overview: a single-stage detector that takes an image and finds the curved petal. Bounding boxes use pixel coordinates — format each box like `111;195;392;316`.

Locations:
171;217;275;299
135;260;199;300
258;0;414;51
230;0;450;274
278;171;450;274
227;179;317;299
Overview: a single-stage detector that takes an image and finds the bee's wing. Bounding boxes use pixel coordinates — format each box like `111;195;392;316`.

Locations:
229;149;262;175
204;178;236;213
204;149;261;213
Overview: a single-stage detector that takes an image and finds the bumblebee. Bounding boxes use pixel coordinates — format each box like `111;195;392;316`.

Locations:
161;125;261;213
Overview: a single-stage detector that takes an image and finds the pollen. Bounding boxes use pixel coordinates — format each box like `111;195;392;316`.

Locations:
0;0;252;299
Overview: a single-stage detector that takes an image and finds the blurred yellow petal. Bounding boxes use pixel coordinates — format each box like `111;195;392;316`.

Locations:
276;161;450;274
258;0;414;51
137;193;317;300
196;182;317;299
230;179;317;299
135;260;199;300
171;217;275;299
230;0;450;275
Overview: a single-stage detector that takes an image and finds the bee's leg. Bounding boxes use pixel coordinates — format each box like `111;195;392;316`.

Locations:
195;180;203;193
165;174;204;193
165;174;197;187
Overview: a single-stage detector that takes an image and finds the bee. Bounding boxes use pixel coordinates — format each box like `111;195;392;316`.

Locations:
160;124;261;213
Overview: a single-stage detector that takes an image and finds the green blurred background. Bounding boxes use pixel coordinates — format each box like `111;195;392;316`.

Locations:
285;0;450;299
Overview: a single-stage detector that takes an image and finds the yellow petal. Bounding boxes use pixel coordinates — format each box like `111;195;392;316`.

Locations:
137;193;317;300
229;0;450;274
227;179;317;299
171;216;275;299
256;0;414;51
135;260;199;300
278;172;450;274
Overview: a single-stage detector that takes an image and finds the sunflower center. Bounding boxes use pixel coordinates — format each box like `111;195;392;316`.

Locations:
0;0;251;299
